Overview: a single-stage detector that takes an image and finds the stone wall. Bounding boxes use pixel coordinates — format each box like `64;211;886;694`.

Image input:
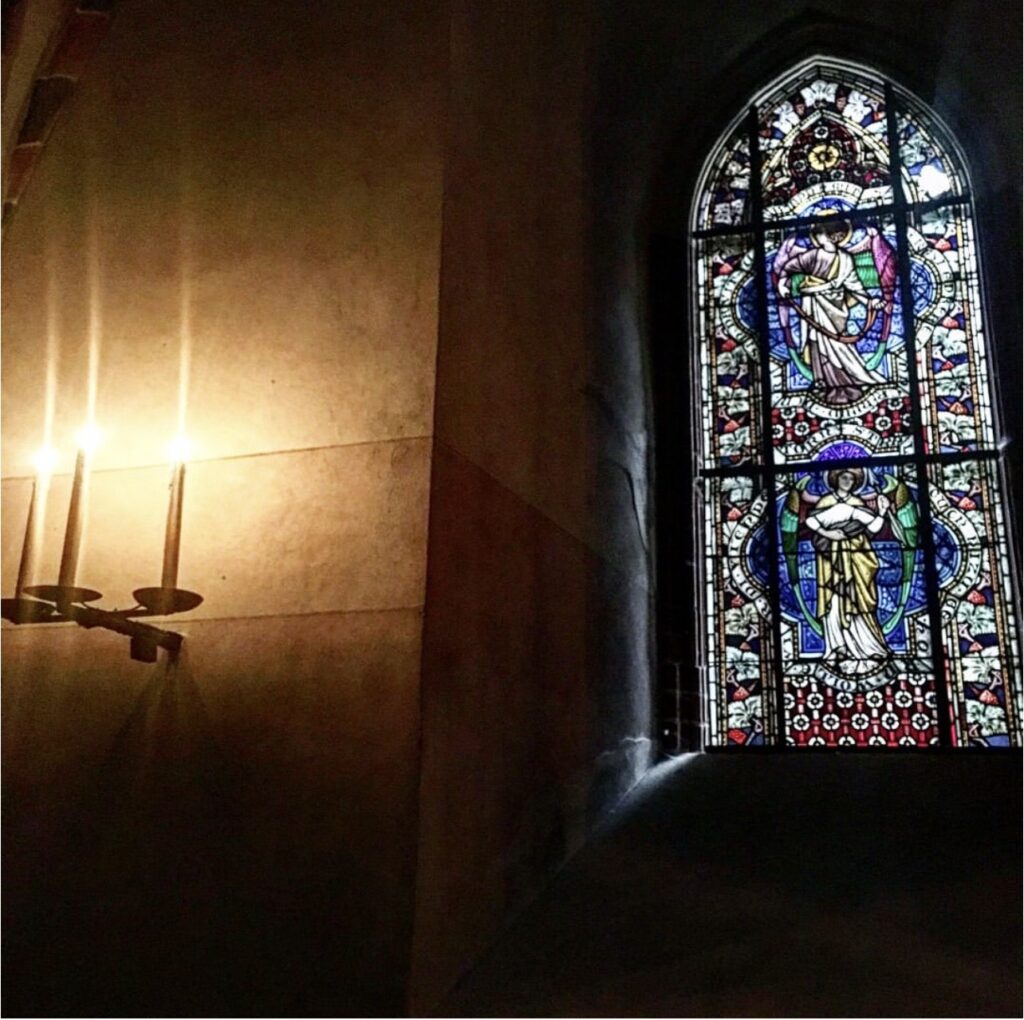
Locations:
410;2;655;1009
2;1;445;1013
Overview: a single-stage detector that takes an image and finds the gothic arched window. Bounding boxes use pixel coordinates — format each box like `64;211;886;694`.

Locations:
692;57;1021;748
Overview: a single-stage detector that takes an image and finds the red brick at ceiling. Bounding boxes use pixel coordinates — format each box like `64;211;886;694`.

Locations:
47;9;111;77
3;3;119;230
16;75;75;144
2;1;30;93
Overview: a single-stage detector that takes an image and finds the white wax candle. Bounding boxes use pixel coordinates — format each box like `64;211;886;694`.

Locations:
161;435;191;592
57;448;87;590
15;477;39;597
57;426;100;592
161;459;185;590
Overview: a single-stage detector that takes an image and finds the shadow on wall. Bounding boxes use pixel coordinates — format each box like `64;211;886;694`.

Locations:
3;644;402;1016
3;649;267;1013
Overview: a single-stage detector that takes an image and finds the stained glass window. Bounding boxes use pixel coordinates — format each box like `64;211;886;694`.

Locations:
692;58;1021;748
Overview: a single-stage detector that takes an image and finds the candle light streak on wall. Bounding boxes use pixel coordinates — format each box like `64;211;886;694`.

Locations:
176;96;193;440
177;250;192;438
85;167;102;433
43;201;60;453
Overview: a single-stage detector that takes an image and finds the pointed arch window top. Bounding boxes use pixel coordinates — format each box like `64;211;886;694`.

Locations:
691;57;1021;749
695;59;966;232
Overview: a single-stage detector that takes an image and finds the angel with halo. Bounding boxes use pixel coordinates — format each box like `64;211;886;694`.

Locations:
774;221;897;405
781;466;918;677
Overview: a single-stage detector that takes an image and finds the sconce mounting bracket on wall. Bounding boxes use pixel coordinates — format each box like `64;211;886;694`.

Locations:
1;584;202;662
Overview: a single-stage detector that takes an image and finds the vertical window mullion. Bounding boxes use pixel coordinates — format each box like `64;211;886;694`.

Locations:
884;82;956;746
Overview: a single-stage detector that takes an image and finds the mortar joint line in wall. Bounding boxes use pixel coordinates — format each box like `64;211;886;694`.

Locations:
433;437;653;587
1;434;435;481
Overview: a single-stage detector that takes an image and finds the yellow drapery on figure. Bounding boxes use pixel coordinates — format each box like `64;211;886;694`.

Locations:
813;493;889;662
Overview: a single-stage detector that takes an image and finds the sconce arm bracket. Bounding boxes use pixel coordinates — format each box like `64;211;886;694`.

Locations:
1;597;185;662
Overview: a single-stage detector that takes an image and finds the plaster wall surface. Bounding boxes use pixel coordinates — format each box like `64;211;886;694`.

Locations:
411;2;654;1010
2;0;446;1013
4;610;422;1014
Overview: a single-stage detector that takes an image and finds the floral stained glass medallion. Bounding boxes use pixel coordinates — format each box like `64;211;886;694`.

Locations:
692;59;1021;748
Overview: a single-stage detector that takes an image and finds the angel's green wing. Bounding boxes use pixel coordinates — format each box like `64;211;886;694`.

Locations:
881;476;920;634
853;250;881;288
779;480;822;637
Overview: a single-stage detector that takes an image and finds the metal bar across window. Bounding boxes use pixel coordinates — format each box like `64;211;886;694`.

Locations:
692;191;972;240
697;446;1001;480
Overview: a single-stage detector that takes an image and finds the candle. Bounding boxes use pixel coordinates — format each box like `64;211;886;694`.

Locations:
161;436;190;590
57;425;100;593
15;447;57;598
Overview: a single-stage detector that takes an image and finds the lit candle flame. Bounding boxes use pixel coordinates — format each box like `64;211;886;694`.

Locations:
166;434;192;464
74;423;103;455
32;446;59;477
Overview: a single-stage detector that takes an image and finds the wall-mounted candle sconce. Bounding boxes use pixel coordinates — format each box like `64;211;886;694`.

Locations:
1;428;203;663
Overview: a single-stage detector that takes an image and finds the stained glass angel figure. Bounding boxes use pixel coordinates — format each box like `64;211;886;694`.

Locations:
773;222;897;404
780;467;919;679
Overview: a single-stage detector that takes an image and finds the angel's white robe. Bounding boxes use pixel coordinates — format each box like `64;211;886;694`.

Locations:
787;247;886;405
